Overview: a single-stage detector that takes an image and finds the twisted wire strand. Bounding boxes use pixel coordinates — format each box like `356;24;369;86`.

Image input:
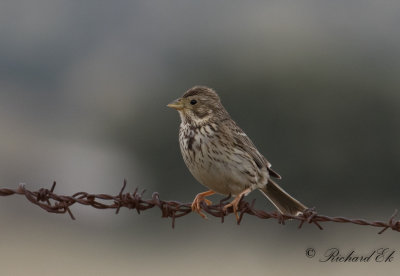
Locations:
0;180;399;233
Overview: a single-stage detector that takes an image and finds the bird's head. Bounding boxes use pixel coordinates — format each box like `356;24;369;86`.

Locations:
167;86;229;125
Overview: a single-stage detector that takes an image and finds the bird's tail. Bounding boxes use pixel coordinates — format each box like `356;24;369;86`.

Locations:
259;179;307;216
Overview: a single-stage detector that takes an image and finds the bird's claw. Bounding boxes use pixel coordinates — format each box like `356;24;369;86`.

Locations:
223;189;250;222
223;201;240;222
191;195;213;219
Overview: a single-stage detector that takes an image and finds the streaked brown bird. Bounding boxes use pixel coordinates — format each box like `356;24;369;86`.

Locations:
167;86;307;220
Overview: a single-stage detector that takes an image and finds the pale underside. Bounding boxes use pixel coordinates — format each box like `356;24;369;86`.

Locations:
179;119;270;196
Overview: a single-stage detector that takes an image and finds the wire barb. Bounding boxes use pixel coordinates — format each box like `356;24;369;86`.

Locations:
0;181;399;233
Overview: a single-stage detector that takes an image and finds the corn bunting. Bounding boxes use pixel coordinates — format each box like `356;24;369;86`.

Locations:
168;86;307;220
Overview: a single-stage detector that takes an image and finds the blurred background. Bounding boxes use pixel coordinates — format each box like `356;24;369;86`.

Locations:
0;0;399;275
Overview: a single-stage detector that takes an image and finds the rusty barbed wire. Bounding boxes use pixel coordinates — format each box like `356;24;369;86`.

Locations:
0;180;399;233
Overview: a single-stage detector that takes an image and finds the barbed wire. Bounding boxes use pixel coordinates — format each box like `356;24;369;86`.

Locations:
0;180;399;234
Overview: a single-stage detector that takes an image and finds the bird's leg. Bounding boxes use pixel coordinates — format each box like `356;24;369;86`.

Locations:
223;188;252;221
191;190;215;219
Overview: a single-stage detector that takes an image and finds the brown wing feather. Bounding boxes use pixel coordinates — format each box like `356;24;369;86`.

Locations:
224;120;281;179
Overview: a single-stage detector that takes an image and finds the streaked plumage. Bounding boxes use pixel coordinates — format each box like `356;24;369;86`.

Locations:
168;86;307;220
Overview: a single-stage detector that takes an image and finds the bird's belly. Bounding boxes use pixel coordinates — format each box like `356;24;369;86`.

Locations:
190;162;247;195
181;135;264;196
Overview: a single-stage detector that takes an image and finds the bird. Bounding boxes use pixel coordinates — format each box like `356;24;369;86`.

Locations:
167;86;307;221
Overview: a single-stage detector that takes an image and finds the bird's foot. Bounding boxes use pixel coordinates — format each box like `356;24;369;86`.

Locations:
223;188;251;222
223;197;241;222
191;190;215;219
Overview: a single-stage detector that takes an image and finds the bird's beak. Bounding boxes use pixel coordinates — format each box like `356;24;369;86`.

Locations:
167;98;184;110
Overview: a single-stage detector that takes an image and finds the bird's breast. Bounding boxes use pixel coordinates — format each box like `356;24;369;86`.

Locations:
178;122;267;195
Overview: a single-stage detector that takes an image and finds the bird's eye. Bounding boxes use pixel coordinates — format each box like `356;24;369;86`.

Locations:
190;99;197;105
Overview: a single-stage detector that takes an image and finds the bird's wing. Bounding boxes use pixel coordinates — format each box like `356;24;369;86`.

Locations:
225;120;281;179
